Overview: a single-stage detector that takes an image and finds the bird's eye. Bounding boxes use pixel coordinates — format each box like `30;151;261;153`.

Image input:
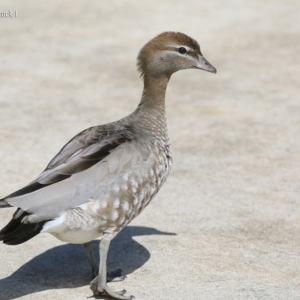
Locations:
178;47;187;54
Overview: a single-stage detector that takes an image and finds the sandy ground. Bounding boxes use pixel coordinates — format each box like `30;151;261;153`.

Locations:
0;1;300;299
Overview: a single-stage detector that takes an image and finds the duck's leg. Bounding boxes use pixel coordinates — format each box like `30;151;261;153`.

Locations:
84;242;99;278
90;238;134;300
84;241;126;282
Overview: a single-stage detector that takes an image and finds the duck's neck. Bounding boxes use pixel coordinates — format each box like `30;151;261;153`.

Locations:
134;75;170;141
139;75;169;108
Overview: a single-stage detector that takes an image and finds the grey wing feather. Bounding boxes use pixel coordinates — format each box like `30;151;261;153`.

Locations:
4;123;135;216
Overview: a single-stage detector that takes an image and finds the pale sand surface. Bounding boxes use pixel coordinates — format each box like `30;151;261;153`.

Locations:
0;1;300;299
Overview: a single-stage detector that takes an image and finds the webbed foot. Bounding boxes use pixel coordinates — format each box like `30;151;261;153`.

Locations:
90;277;134;299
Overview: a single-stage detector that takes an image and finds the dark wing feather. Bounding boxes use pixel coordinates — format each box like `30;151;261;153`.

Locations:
2;123;133;200
0;123;134;245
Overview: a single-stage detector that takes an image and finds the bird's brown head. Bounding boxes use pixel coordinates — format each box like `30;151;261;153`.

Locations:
137;31;216;79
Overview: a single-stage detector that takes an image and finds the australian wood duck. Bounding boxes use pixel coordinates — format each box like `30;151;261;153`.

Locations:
0;31;216;299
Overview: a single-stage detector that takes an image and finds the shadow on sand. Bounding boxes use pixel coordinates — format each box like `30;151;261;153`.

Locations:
0;226;175;300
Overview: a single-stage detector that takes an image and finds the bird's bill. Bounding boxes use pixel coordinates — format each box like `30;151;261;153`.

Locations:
196;55;217;74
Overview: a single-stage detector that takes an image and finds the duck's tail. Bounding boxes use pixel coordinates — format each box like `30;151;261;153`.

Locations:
0;199;47;245
0;198;11;208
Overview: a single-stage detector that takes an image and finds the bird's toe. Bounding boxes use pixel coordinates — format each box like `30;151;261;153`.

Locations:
107;268;126;282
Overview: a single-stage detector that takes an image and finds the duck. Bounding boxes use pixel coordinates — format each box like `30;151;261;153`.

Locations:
0;31;216;299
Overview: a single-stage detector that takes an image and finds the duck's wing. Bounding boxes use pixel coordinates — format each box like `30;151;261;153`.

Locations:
1;123;135;215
